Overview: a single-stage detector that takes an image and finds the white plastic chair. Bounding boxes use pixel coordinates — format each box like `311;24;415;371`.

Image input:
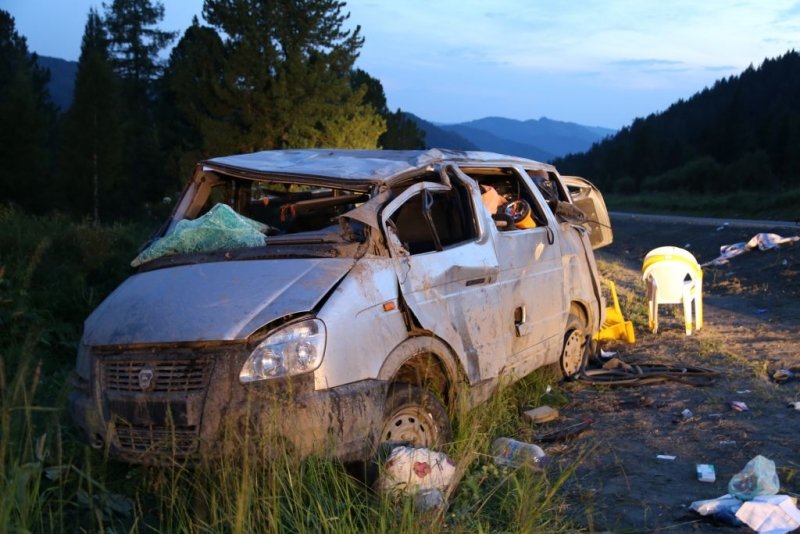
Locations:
642;247;703;335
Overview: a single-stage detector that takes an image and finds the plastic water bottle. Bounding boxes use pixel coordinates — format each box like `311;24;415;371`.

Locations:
491;437;549;468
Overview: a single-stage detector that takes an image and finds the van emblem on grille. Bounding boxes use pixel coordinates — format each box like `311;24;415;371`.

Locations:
138;367;155;391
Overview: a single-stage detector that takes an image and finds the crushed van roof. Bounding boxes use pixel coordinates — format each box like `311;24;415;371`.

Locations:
203;148;553;185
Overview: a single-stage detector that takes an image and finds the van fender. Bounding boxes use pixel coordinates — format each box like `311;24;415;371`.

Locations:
377;336;467;403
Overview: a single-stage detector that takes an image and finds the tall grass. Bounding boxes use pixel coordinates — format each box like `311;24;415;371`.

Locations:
141;368;579;533
0;205;583;532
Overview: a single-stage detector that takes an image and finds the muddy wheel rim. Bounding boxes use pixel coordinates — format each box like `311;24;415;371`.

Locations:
562;329;585;376
381;405;438;446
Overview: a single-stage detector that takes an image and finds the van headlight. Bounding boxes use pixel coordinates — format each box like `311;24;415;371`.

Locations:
239;318;326;383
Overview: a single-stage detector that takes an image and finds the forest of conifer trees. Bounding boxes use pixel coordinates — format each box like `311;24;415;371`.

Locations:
556;51;800;198
0;0;425;222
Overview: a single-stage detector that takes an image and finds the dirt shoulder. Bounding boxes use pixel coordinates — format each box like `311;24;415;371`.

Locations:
557;213;800;532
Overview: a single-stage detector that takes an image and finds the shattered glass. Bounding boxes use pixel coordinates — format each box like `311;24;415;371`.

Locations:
131;204;267;267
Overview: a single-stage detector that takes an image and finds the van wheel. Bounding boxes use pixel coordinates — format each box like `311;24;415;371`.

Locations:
380;384;452;448
560;313;588;379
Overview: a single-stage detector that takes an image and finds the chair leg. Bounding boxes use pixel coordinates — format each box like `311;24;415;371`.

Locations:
695;287;703;330
682;284;692;335
646;278;658;333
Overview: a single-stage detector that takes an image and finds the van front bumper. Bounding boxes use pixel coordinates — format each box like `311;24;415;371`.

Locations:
68;344;388;464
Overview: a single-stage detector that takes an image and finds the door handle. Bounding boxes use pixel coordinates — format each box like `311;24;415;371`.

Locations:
465;277;487;287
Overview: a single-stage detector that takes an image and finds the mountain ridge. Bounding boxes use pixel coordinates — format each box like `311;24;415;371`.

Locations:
34;53;616;161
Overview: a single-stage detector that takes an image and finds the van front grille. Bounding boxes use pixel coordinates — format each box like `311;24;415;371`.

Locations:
115;424;199;455
102;358;211;393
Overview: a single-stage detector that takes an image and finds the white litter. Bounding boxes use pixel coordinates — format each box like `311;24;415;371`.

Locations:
375;446;456;496
736;495;800;533
703;233;800;267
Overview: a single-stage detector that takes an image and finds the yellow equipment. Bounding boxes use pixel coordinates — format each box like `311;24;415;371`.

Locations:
594;280;635;344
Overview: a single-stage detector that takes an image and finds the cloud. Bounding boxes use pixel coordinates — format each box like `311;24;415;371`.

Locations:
779;1;800;18
610;58;685;68
704;64;738;72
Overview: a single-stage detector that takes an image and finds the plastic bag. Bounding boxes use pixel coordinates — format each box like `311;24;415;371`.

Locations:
729;455;780;501
131;204;267;267
374;446;456;496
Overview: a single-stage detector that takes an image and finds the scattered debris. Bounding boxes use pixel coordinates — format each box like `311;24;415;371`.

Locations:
719;440;737;446
414;488;445;512
737;389;752;394
681;408;693;418
523;405;559;424
535;419;593;443
730;401;749;412
656;455;676;461
375;446;456;497
788;401;800;411
703;232;800;267
599;349;617;360
736;495;800;533
580;360;719;386
697;464;716;483
729;455;780;501
692;456;800;532
491;438;548;469
772;369;795;382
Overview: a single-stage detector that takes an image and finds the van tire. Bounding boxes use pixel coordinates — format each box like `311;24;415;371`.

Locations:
380;384;452;448
560;313;588;379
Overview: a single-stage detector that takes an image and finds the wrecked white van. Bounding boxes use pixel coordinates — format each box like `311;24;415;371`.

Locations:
69;149;612;463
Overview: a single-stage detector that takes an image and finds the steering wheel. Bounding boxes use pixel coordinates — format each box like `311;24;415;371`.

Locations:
504;199;531;223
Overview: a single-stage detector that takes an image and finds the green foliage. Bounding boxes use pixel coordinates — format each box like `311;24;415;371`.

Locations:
557;51;800;195
59;9;125;222
0;10;56;213
0;206;150;371
351;68;426;149
159;0;385;163
104;0;176;214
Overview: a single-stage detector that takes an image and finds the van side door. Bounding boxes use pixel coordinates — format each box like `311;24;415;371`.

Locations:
456;166;567;378
380;176;503;384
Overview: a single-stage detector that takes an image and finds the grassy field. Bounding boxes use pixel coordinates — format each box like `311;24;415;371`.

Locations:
605;187;800;220
0;206;582;532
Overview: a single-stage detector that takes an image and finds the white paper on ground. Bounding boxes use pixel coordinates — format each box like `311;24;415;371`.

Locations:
735;494;800;533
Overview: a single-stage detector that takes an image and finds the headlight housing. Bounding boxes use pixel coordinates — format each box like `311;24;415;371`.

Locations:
239;318;326;383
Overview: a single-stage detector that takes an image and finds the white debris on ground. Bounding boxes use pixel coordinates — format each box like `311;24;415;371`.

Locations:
374;446;456;497
702;232;800;267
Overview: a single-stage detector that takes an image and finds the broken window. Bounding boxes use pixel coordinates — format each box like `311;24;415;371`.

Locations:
389;181;477;255
193;177;369;235
459;167;548;229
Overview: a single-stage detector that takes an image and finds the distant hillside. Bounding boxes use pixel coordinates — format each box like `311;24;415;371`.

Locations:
455;116;614;158
409;113;611;161
406;113;479;151
442;123;554;161
36;55;77;112
556;50;800;194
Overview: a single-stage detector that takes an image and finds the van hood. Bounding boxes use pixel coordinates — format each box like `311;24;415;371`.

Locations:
83;258;354;346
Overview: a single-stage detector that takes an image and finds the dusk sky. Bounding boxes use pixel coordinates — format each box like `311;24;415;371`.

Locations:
6;0;800;129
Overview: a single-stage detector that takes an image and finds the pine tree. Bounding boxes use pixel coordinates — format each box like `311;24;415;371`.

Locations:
198;0;385;152
104;0;175;216
60;8;124;222
0;10;55;212
351;68;425;149
160;18;231;180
